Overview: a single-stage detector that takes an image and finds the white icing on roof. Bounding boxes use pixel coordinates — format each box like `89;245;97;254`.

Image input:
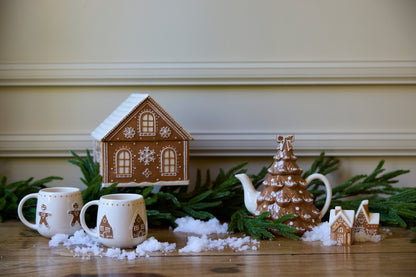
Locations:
329;207;355;228
92;94;149;141
91;93;193;141
356;200;380;225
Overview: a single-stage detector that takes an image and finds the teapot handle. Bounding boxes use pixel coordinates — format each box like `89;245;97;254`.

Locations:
305;173;332;219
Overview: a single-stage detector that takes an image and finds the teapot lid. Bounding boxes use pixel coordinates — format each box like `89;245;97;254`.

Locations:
268;135;303;175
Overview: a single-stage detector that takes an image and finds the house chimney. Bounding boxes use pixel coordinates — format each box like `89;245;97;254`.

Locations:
361;200;369;215
335;206;342;216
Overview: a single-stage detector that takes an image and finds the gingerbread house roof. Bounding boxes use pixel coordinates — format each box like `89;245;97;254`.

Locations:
356;200;379;225
91;93;193;141
329;206;355;228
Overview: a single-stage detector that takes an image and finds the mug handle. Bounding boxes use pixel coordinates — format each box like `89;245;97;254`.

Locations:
17;193;38;230
80;200;99;238
305;173;332;219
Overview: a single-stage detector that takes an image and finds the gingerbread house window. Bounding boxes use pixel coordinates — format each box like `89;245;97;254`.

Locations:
140;112;155;136
116;149;132;177
161;148;177;176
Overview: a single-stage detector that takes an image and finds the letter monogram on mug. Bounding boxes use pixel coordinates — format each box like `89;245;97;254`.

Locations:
18;187;83;238
80;194;148;248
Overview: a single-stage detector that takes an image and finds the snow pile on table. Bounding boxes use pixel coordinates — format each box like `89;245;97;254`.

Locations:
173;216;259;253
136;237;176;256
178;234;259;253
48;216;259;259
49;228;176;260
173;216;228;235
301;222;337;246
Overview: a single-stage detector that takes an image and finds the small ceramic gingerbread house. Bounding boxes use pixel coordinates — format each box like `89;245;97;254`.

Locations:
329;206;355;245
92;94;193;187
353;200;379;235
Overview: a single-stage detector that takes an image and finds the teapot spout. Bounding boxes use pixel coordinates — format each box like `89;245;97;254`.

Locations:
235;173;260;214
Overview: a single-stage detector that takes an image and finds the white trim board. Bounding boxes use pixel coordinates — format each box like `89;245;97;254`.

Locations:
1;131;416;157
1;60;415;86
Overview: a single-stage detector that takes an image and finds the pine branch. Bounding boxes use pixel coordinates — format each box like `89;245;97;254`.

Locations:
68;150;118;203
228;210;299;240
309;157;413;227
303;152;340;192
0;175;63;222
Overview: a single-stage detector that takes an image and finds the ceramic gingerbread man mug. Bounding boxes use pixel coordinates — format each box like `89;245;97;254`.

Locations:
18;187;83;238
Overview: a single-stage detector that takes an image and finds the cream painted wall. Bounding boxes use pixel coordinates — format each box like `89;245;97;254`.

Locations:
1;0;415;62
0;1;415;189
2;85;416;134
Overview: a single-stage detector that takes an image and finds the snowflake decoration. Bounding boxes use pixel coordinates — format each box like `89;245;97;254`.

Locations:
123;127;136;139
142;168;152;178
160;126;171;138
138;147;155;165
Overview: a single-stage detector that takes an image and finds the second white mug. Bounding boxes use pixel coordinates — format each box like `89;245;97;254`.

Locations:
80;193;148;248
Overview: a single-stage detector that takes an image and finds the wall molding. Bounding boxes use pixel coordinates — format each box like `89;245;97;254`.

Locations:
1;131;416;158
1;60;415;86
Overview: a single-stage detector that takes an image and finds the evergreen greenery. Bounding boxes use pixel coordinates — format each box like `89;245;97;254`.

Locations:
303;154;415;228
0;175;62;222
68;150;118;204
2;150;415;242
228;210;299;240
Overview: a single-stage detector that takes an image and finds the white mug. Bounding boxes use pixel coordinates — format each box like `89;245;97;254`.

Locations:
18;187;83;238
80;194;148;248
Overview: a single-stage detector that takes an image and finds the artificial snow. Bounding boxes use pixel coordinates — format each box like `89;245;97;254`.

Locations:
174;216;259;252
49;233;69;247
301;222;337;246
48;216;259;259
135;237;176;256
179;235;259;253
49;230;175;260
173;216;228;235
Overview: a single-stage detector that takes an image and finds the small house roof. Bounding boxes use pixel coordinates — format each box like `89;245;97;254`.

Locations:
356;200;379;225
329;206;355;228
91;93;193;141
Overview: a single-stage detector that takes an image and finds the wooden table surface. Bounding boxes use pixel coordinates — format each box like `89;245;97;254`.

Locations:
1;221;416;277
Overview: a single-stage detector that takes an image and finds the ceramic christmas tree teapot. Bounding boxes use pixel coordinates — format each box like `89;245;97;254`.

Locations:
236;135;332;235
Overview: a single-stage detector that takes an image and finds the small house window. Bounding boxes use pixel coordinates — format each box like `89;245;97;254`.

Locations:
162;149;176;176
140;112;155;135
116;150;132;177
338;227;343;233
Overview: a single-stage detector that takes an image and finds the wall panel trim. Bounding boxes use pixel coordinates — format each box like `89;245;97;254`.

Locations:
1;60;415;86
1;131;416;157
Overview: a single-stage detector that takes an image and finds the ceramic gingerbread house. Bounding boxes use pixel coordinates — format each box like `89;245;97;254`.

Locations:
92;94;193;187
329;206;355;245
353;200;380;235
